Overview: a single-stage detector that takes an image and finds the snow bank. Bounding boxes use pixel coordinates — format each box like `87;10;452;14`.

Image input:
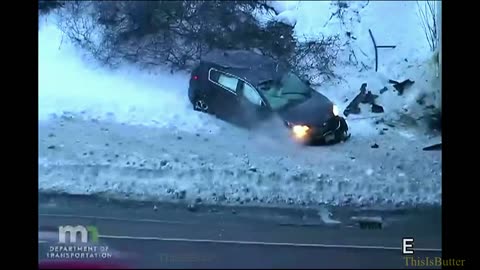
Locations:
38;16;220;134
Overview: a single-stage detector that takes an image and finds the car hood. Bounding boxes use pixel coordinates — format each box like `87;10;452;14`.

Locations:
277;91;334;126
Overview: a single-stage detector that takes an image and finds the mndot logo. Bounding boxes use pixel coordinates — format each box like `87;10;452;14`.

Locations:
45;225;112;260
58;225;99;243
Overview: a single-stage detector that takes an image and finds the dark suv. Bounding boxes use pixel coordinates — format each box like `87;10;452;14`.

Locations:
188;50;349;144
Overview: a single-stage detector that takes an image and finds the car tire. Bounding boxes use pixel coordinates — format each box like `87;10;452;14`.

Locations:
336;118;350;142
192;94;212;114
337;130;351;142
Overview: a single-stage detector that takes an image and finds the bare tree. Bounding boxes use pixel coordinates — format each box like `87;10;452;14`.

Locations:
289;35;341;85
54;1;341;84
417;1;439;52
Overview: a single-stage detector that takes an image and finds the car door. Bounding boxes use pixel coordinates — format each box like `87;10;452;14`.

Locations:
207;68;242;121
236;80;273;126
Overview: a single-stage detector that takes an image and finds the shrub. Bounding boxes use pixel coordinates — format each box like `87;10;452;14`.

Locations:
56;1;340;83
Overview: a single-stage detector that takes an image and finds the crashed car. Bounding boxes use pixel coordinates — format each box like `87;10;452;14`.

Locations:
188;50;350;144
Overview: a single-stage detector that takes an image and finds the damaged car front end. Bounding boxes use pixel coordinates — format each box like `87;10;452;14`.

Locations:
284;108;350;144
257;69;350;144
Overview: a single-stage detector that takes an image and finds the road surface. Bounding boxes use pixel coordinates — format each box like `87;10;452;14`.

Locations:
39;194;441;269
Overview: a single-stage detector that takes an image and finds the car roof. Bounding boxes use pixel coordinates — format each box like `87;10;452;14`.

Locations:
200;50;287;86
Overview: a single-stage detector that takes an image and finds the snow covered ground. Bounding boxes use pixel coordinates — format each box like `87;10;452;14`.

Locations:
39;117;441;208
38;1;441;209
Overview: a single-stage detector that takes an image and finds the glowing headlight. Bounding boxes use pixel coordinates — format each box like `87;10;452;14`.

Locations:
333;105;339;116
292;125;310;139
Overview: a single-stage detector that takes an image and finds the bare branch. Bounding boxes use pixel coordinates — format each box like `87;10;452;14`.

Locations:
417;1;438;52
55;0;341;85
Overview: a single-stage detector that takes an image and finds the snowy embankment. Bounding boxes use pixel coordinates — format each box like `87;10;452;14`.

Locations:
38;1;441;208
39;18;220;134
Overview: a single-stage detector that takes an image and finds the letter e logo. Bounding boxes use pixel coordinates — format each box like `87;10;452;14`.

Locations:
402;237;414;255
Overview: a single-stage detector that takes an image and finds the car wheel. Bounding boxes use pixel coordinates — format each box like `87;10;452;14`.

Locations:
193;95;212;114
336;130;350;142
337;118;350;142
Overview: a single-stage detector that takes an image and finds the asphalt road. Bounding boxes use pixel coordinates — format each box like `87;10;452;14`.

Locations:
38;194;442;269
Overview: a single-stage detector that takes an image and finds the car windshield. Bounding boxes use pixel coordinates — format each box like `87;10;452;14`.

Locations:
257;72;312;111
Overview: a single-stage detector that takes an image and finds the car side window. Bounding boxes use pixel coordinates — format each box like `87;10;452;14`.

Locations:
242;83;263;106
209;69;238;93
